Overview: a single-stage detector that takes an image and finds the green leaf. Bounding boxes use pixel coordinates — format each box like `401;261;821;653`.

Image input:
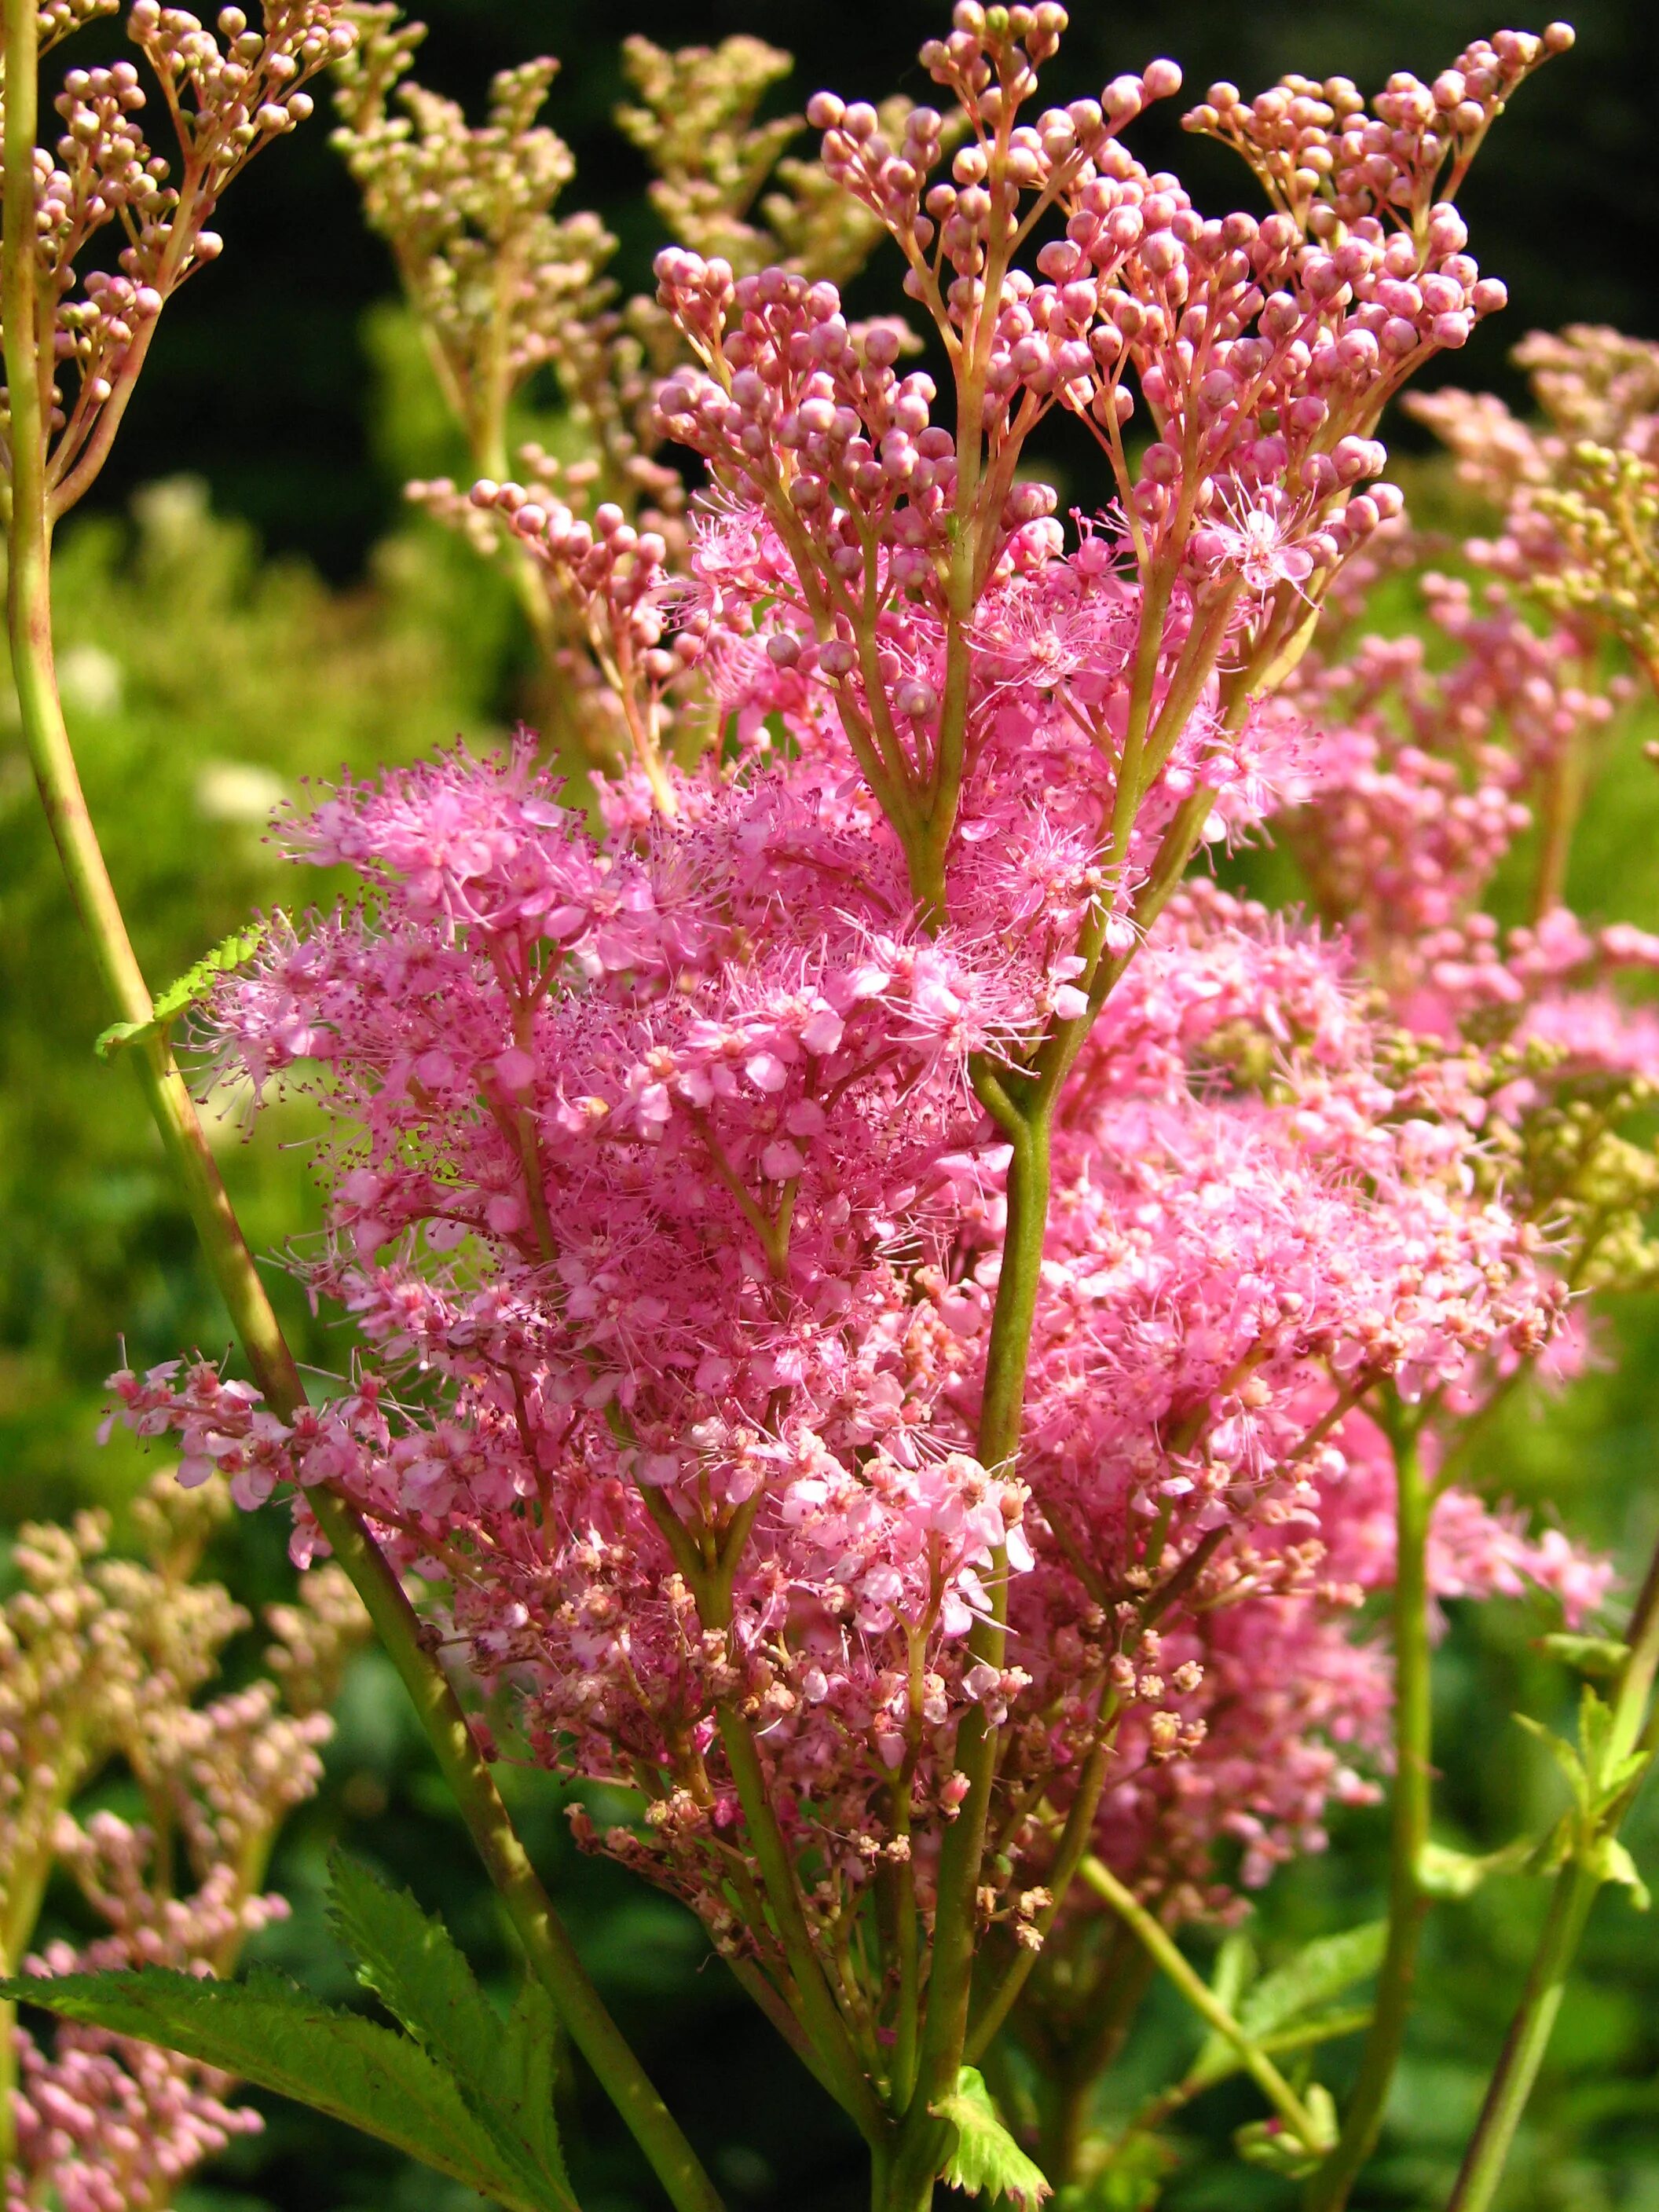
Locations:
1417;1839;1537;1899
327;1852;574;2210
496;1974;569;2187
932;2066;1053;2209
96;921;268;1060
1062;2132;1176;2211
1541;1632;1630;1678
1236;1922;1386;2042
1515;1711;1591;1811
1188;1924;1383;2092
1593;1836;1652;1910
1258;2007;1373;2058
1;1968;543;2211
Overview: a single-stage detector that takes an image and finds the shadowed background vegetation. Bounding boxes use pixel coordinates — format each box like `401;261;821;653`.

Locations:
4;2;1659;2207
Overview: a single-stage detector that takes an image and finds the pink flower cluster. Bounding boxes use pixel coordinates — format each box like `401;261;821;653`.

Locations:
109;728;1602;1930
101;0;1607;2026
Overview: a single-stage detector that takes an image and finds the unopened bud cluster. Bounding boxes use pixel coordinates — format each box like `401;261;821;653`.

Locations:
2;0;353;520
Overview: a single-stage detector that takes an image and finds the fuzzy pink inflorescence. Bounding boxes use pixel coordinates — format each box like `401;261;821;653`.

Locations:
109;719;1602;1932
105;1;1613;1954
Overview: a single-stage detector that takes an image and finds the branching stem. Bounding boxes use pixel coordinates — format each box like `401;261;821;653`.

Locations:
1447;1536;1659;2212
2;20;721;2201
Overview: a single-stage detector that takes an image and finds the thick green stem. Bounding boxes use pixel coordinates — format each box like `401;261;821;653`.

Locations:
1305;1422;1432;2212
973;1086;1052;1479
1447;1538;1659;2212
869;2137;937;2212
2;26;721;2203
884;1091;1051;2199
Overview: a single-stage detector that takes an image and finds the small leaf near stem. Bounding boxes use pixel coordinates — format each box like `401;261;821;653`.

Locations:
1076;1856;1334;2155
1447;1532;1659;2212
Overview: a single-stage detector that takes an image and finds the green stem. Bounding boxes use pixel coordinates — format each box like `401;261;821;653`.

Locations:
2;25;722;2204
868;2136;937;2212
1446;1537;1659;2212
1077;1856;1325;2147
1305;1419;1432;2212
884;1089;1050;2199
312;1493;723;2211
715;1701;886;2144
1532;720;1588;924
0;1996;13;2174
1038;1932;1155;2187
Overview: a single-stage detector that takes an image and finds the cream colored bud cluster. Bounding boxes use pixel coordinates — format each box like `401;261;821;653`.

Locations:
0;1477;368;1925
1;1490;246;1938
331;6;615;455
36;0;119;59
5;1478;368;2207
1531;444;1659;679
617;34;798;276
263;1560;371;1716
616;35;927;291
2;0;353;520
1410;324;1659;689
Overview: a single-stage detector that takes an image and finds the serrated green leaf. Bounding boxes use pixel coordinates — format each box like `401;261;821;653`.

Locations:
96;921;268;1060
498;1975;569;2187
1417;1839;1536;1899
327;1852;574;2210
1580;1686;1617;1785
1188;1924;1383;2092
1541;1633;1630;1677
1;1968;540;2211
1595;1748;1654;1811
932;2067;1052;2209
1236;1922;1386;2042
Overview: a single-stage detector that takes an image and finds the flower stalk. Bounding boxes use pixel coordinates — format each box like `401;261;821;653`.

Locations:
1447;1536;1659;2212
1305;1415;1433;2212
1078;1855;1328;2151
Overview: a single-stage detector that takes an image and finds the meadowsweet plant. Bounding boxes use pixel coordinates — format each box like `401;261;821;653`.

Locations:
1;1475;364;2212
9;5;1659;2212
